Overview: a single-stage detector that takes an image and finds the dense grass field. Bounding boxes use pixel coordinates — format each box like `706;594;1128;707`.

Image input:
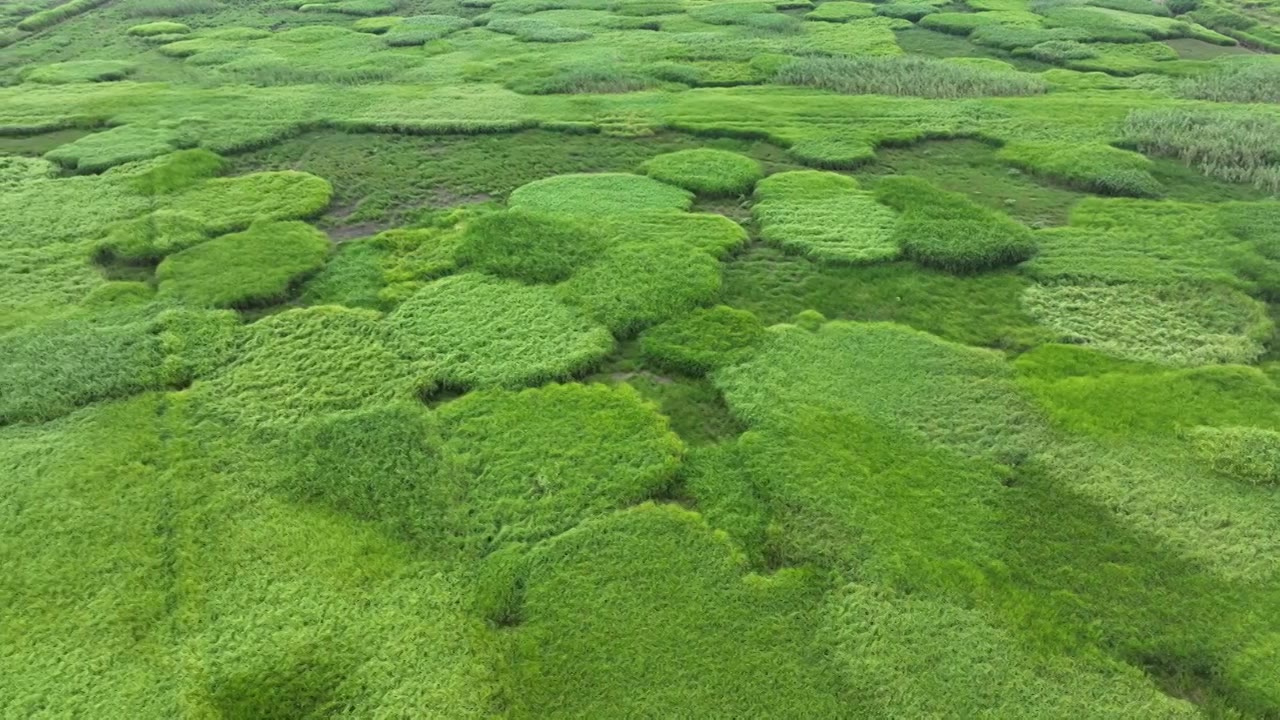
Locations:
3;0;1280;714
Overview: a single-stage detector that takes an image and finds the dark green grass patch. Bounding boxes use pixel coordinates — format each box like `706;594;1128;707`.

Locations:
753;170;899;264
856;139;1084;227
875;176;1036;273
454;208;604;283
156;221;331;308
438;382;682;552
720;249;1052;350
297;236;388;309
775;54;1047;98
639;305;765;375
509;172;693;215
387;272;613;388
641;149;763;196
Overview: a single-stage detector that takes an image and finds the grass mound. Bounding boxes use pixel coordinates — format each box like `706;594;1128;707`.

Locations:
509;173;693;215
875;176;1035;273
170;170;333;233
95;211;209;263
1022;281;1270;366
641;149;763;196
486;17;592;41
640;305;766;375
438;383;682;552
996;142;1162;197
502;503;846;717
23;60;136;84
775;55;1047;98
754;171;899;264
1186;425;1280;486
156;221;331;308
455;209;604;283
387;273;613;388
126;20;190;35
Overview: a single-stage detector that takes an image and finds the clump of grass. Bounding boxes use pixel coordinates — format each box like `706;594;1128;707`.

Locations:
128;148;224;195
384;14;470;45
352;15;404;32
455;209;605;283
996;141;1162;197
639;305;765;375
1022;281;1271;366
298;0;401;16
598;211;748;257
641;149;762;196
191;305;420;429
509;172;692;215
439;383;682;552
874;2;938;20
387;272;614;388
919;10;1042;36
1178;61;1280;103
486;16;591;41
16;0;109;31
122;0;220;16
689;1;777;25
875;176;1035;273
1123;108;1280;193
1018;38;1099;62
43;126;177;172
510;64;655;94
1186;425;1280;486
170;170;332;234
298;237;388;309
969;25;1088;49
126;20;190;35
94;211;209;263
753;170;899;264
22;60;137;84
558;240;723;335
775;55;1046;98
156;220;331;308
805;1;875;21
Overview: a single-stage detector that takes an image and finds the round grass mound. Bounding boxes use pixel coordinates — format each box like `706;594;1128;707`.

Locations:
387;272;614;389
641;149;764;196
509;173;693;216
156;220;330;308
639;305;766;375
127;21;191;35
1187;425;1280;486
437;382;683;551
455;209;605;284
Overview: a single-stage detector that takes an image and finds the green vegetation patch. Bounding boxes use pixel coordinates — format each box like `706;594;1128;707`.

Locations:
754;170;899;264
875;176;1035;273
641;149;763;196
455;209;605;283
509;172;693;215
1022;281;1271;366
44;126;179;173
126;20;191;35
156;221;331;308
775;54;1047;97
1123;107;1280;193
1186;425;1280;486
387;272;613;388
95;211;209;263
639;305;766;375
22;60;137;84
438;383;682;552
715;321;1040;459
996;141;1161;197
502;503;846;717
805;1;876;21
171;170;333;234
486;16;592;41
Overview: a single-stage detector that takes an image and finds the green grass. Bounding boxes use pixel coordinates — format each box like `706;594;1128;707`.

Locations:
753;170;900;264
156;221;331;308
454;208;605;283
639;305;766;375
1123;106;1280;193
386;272;614;388
641;148;763;196
775;54;1048;98
1186;424;1280;485
875;176;1037;273
995;141;1162;197
509;172;693;215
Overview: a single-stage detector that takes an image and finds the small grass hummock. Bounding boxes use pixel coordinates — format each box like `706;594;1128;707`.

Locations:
775;54;1047;98
509;172;694;215
996;141;1162;197
753;170;900;264
156;221;331;308
455;209;605;284
639;305;766;375
641;149;763;196
874;176;1036;273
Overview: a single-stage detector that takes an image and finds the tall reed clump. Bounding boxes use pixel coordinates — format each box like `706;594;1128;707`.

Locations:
1123;108;1280;192
1178;61;1280;103
775;55;1047;98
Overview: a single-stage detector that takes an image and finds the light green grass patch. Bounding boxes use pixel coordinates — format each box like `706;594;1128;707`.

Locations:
754;170;899;264
996;141;1161;197
509;172;693;215
641;148;762;196
157;221;331;308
